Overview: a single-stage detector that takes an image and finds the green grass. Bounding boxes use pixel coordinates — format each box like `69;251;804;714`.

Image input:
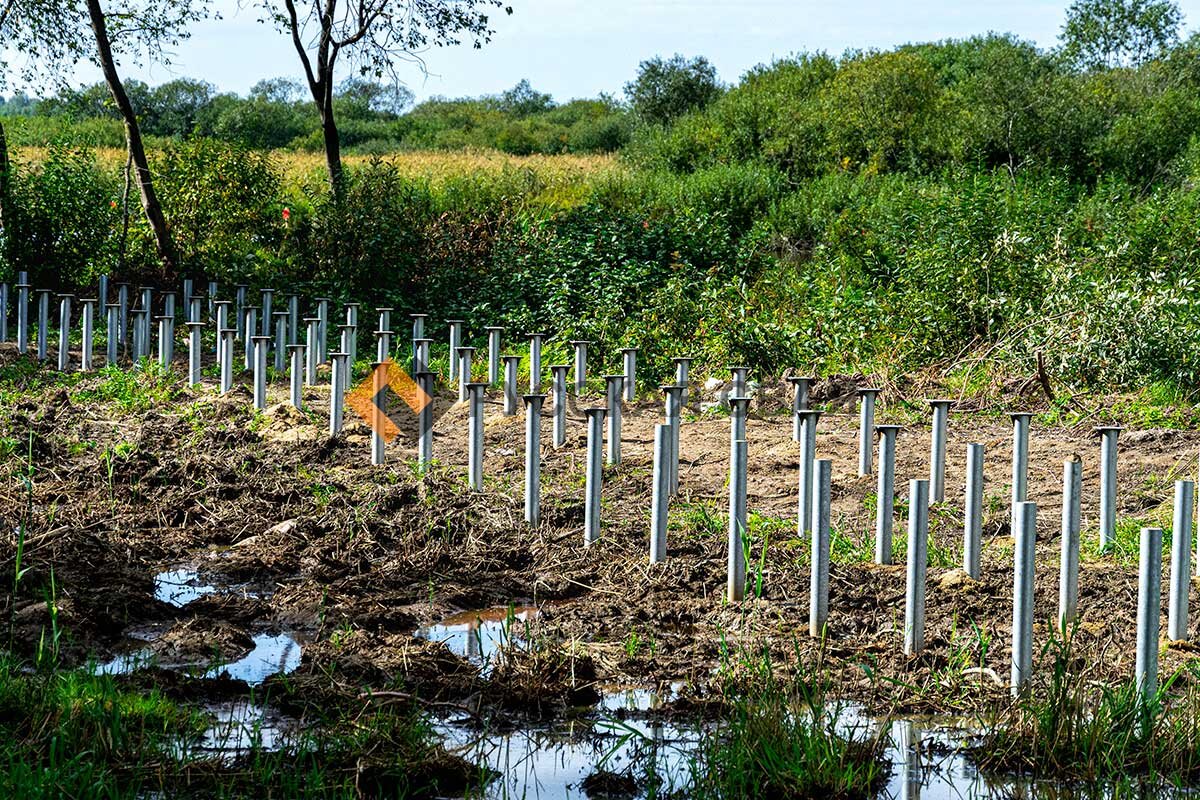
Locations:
0;355;83;404
72;361;185;411
0;656;206;798
974;633;1200;785
0;652;479;799
688;647;888;799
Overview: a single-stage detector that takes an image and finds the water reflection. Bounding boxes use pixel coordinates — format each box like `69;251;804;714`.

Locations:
415;606;538;676
440;700;1200;800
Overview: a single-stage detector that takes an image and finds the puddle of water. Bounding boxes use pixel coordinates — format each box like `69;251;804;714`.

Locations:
90;632;303;688
92;649;156;676
596;683;684;714
439;698;1200;800
436;713;698;800
153;565;269;608
197;700;294;756
167;700;297;763
415;606;538;675
155;567;218;607
204;633;303;686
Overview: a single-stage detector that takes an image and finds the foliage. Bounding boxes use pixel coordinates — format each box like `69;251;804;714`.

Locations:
257;0;511;188
624;53;723;126
0;653;474;798
6;2;1200;394
627;21;1200;185
1060;0;1183;69
7;77;633;156
686;650;887;799
976;633;1200;782
1;144;119;287
149;138;283;278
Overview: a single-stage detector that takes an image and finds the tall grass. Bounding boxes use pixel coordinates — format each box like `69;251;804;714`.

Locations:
0;651;477;798
687;647;889;799
975;632;1200;784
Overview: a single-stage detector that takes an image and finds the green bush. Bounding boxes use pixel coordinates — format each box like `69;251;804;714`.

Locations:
146;138;284;280
1;144;120;286
280;157;433;305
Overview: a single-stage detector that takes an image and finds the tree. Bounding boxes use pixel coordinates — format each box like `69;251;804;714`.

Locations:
336;76;414;118
497;79;553;117
148;77;214;137
820;50;943;172
0;0;211;272
1061;0;1183;69
624;54;722;126
257;0;511;194
250;76;307;104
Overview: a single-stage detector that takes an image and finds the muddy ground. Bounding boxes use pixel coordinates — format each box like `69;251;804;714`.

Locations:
3;344;1200;725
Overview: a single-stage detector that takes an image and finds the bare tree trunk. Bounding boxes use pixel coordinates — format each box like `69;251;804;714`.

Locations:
320;101;344;195
85;0;177;274
0;118;10;244
119;152;132;272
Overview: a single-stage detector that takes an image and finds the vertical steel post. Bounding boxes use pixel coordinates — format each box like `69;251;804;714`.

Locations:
904;479;931;656
467;382;486;490
1097;426;1121;551
571;340;590;395
797;410;822;537
185;322;204;387
485;326;504;385
1169;480;1195;641
1011;412;1033;506
527;332;547;393
873;424;902;563
550;365;569;448
523;394;545;525
605;375;624;466
1136;527;1163;701
410;314;428;375
371;361;386;466
1011;501;1037;694
664;385;685;495
416;371;435;470
673;357;694;408
650;422;670;564
583;407;606;546
810;458;832;636
964;443;985;578
928;399;951;503
728;437;749;603
447;319;463;380
252;336;270;410
288;345;305;409
80;299;96;372
1059;457;1082;629
858;388;880;476
56;294;72;370
502;355;520;416
621;348;637;402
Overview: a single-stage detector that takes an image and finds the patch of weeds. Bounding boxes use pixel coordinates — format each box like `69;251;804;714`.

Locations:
0;356;83;403
73;362;182;412
689;646;889;798
1082;516;1163;566
974;632;1200;784
674;501;723;541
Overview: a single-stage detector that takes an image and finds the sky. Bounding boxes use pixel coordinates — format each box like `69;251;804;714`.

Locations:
31;0;1200;102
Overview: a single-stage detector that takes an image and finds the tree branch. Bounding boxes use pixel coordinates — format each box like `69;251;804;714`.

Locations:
283;0;320;92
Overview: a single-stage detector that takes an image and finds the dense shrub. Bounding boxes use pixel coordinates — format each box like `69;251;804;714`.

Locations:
279;158;434;305
147;139;284;280
1;144;120;287
3;137;1200;393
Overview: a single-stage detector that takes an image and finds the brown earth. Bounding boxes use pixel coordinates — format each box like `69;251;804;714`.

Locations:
2;344;1200;721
